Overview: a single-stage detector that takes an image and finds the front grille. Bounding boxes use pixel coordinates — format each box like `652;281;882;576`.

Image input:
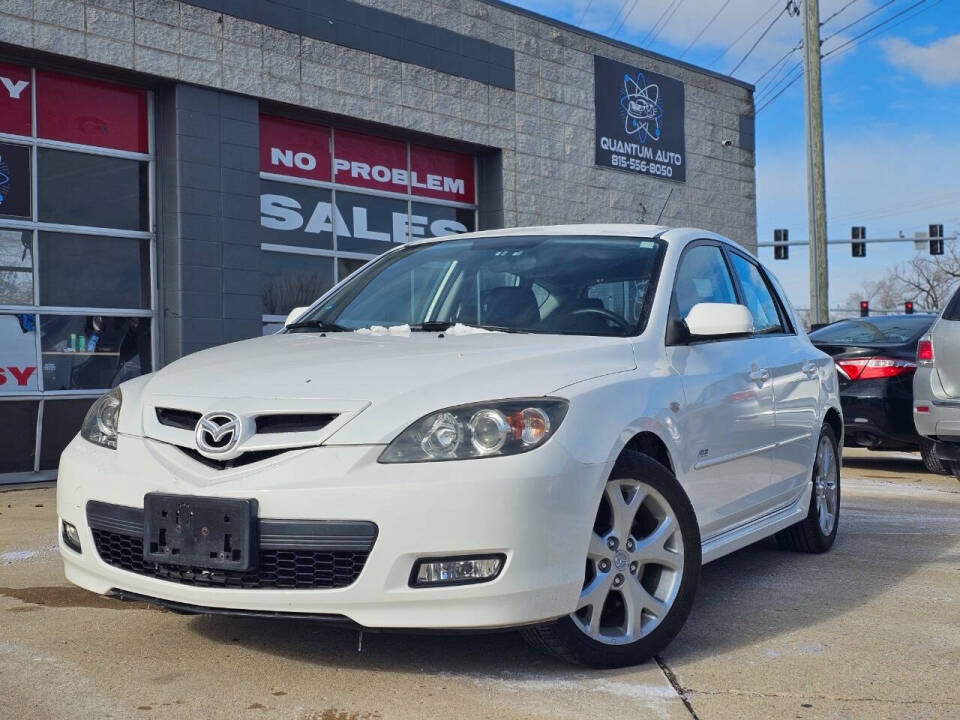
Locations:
176;446;290;470
255;413;338;434
156;407;202;430
92;530;369;589
88;501;376;591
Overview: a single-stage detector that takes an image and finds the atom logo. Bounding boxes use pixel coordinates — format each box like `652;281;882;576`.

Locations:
0;154;9;208
620;72;663;143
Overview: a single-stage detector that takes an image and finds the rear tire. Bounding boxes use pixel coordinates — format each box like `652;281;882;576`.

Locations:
776;424;840;554
521;451;700;668
920;439;950;475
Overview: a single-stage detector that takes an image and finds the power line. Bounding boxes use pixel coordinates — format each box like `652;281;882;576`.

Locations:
754;40;801;85
679;0;732;59
820;0;864;27
645;0;688;47
634;0;681;45
821;0;899;44
708;0;782;67
757;0;939;113
823;0;934;59
608;0;643;37
605;0;635;35
577;0;597;27
756;58;802;102
730;2;799;76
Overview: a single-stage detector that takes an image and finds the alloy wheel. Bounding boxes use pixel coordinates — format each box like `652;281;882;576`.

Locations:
573;479;684;645
813;435;839;535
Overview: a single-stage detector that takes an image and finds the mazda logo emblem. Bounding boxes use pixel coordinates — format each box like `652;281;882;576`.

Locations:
195;412;242;456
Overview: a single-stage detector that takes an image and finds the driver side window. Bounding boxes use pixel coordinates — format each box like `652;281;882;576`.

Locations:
672;245;738;318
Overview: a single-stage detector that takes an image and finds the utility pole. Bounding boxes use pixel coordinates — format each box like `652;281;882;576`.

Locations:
802;0;828;325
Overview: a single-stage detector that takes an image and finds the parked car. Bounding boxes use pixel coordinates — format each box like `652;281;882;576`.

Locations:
58;225;842;668
914;288;960;481
808;314;940;472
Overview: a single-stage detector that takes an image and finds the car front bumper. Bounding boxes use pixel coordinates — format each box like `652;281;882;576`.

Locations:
56;433;610;630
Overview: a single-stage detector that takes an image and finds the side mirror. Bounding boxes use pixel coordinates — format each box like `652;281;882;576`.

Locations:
684;302;754;338
284;306;309;327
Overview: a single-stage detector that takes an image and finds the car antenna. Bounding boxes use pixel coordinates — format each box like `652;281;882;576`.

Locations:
656;188;673;225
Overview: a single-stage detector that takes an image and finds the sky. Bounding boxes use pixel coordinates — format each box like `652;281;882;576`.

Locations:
505;0;960;310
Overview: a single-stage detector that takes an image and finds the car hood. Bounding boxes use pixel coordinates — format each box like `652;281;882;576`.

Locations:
128;331;636;445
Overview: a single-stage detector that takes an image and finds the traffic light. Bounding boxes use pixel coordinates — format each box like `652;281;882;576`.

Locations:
930;224;944;256
851;226;866;257
774;228;788;260
860;300;869;317
905;301;914;315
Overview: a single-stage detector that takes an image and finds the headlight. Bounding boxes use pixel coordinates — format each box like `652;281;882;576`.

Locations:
379;398;568;463
80;387;122;450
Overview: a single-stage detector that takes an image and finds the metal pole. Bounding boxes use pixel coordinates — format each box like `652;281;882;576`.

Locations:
803;0;828;325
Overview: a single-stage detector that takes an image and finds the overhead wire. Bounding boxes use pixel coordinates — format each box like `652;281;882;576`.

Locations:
577;0;597;27
729;2;795;75
822;0;932;58
819;0;864;27
754;41;802;85
821;0;899;44
708;0;783;67
679;0;732;59
644;0;689;47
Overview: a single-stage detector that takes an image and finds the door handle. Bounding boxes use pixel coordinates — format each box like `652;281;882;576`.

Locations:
749;368;771;385
801;361;818;377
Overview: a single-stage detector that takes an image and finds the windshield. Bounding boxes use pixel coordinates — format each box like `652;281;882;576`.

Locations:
809;315;935;345
290;235;666;337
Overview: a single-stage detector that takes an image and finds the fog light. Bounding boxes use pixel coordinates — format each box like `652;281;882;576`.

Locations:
62;521;81;553
411;554;505;587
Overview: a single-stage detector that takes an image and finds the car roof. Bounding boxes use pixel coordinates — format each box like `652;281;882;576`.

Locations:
408;223;754;257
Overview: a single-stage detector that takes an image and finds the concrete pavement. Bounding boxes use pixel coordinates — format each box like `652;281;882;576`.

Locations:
1;451;957;719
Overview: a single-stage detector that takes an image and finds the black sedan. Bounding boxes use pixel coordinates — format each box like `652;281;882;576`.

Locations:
808;314;941;471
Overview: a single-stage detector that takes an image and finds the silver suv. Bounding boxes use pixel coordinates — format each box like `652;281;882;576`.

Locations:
914;289;960;480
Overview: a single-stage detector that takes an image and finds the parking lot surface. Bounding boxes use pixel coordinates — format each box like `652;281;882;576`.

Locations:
1;449;958;720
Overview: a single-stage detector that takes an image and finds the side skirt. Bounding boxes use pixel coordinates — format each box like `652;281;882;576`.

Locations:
700;482;812;564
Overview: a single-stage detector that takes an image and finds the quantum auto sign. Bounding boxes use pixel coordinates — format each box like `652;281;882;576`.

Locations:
594;55;686;183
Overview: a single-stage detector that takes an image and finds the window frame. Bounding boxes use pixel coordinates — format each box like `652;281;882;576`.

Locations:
666;239;744;346
721;245;796;336
0;66;156;480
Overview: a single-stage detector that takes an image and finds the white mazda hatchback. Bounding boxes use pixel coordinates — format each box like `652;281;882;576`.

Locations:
58;225;841;667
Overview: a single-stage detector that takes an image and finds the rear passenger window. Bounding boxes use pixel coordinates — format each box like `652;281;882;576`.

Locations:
673;245;738;318
728;253;785;334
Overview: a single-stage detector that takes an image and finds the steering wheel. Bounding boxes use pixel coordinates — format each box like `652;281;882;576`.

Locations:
570;306;632;331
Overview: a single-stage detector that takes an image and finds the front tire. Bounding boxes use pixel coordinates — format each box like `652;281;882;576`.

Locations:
776;424;840;553
521;451;701;668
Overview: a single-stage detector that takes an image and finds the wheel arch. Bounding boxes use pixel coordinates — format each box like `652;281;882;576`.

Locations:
823;405;843;447
621;430;675;474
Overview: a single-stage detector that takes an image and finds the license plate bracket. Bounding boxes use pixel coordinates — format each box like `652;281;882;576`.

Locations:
143;493;257;571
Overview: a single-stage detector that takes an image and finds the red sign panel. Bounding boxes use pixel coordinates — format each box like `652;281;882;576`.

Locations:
36;70;148;153
410;145;475;204
260;114;331;182
333;130;408;194
0;62;32;136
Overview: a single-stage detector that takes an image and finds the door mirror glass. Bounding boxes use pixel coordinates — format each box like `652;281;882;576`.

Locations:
684;302;754;338
284;306;309;327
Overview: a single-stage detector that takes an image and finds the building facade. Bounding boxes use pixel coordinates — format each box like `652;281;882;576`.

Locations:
0;0;756;482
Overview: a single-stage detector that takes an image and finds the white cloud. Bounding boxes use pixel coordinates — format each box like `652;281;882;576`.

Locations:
881;34;960;86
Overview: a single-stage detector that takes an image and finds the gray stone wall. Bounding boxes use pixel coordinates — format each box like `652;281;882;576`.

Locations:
0;0;756;250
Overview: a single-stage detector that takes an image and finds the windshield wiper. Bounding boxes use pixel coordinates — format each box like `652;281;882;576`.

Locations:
285;319;349;332
409;321;453;332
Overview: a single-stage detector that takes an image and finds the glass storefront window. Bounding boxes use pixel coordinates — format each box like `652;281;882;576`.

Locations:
0;313;38;393
0;400;38;473
260;180;333;250
37;149;149;230
38;232;150;309
0;229;34;305
40;315;151;391
0;140;32;219
39;398;96;470
262;250;334;316
335;192;408;254
411;202;475;239
337;257;368;281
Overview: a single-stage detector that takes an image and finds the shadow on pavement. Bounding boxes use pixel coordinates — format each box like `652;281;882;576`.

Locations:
187;486;956;675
